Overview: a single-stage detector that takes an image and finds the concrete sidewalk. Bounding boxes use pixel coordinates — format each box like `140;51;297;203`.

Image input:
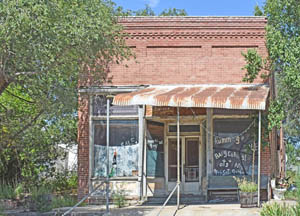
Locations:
52;203;260;216
109;204;260;216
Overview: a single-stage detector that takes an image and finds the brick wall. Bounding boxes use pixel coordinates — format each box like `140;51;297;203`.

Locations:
261;145;271;176
78;94;89;200
104;17;268;86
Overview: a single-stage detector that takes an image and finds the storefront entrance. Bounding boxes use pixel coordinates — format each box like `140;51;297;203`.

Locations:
167;136;201;194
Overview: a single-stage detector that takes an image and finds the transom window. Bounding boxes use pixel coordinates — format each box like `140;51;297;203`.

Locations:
168;124;200;133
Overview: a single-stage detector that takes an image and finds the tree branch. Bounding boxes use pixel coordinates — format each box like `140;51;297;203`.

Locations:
5;89;35;104
15;71;39;76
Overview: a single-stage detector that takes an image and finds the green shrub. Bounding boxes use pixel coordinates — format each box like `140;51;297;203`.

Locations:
29;186;52;212
51;195;77;209
0;184;16;200
45;171;78;194
233;177;257;192
14;183;24;199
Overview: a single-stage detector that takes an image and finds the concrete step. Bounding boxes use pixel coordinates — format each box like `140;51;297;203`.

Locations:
145;195;206;205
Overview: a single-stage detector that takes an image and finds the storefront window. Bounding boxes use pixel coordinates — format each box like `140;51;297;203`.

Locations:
146;120;164;177
213;118;257;176
93;120;139;177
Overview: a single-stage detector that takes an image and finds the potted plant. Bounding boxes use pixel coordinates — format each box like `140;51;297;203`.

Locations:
272;177;288;200
234;177;258;208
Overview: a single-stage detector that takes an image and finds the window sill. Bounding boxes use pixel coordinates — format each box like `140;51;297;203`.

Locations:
91;176;139;181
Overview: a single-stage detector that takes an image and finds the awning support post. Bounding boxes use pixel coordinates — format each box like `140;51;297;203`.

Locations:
258;110;261;207
177;107;180;210
138;105;145;200
106;98;110;214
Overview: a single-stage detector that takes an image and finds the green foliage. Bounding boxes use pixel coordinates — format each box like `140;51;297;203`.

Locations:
0;184;16;200
242;49;264;83
265;0;300;135
0;0;132;187
233;177;258;192
113;191;126;208
244;0;300;137
14;183;25;199
29;186;52;212
160;8;187;16
46;171;78;194
134;4;155;16
260;202;300;216
0;204;4;216
254;5;264;16
130;4;187;16
267;100;285;130
51;195;78;209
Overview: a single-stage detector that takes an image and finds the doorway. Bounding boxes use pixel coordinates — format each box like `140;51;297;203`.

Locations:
167;136;201;194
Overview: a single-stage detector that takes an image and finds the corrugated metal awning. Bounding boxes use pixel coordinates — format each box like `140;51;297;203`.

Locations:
113;84;269;110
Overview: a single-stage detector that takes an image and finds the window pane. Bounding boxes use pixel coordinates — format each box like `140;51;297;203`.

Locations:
146;120;164;177
94;120;139;177
93;95;138;116
169;125;200;133
213;118;257;176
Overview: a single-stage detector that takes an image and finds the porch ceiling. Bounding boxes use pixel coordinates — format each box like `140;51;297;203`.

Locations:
112;84;269;110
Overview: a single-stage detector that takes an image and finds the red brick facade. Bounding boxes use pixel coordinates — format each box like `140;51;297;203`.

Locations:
108;17;267;86
78;17;274;200
78;95;90;199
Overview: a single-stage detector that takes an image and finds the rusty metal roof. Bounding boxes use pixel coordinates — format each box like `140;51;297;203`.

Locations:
113;84;269;110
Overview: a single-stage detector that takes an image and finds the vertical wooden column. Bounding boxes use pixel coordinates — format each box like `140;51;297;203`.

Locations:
177;107;180;210
138;105;145;199
206;108;213;198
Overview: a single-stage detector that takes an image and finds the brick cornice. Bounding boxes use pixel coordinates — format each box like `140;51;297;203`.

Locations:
124;30;265;39
119;16;266;39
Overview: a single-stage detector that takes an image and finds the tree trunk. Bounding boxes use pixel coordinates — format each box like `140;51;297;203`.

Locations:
0;72;10;96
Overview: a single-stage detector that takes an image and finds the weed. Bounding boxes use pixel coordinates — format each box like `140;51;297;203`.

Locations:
0;184;16;200
113;191;126;208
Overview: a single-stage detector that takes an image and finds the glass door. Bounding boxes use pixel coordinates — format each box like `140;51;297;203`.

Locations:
167;137;200;193
168;138;182;182
183;138;200;193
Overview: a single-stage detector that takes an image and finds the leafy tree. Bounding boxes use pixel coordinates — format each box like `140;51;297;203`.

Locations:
254;5;264;16
0;0;132;96
160;8;187;16
130;4;187;16
134;4;155;16
242;0;300;136
0;0;133;186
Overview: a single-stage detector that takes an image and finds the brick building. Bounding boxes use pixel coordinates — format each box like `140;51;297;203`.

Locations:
78;17;281;203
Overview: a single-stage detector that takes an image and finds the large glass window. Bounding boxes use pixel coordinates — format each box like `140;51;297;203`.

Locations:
146;120;164;177
93;120;139;177
213;118;257;176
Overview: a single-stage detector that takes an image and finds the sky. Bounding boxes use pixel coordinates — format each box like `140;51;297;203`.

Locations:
113;0;266;16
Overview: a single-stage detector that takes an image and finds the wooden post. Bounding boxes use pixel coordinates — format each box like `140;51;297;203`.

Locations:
177;107;180;210
138;105;145;199
206;108;213;199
